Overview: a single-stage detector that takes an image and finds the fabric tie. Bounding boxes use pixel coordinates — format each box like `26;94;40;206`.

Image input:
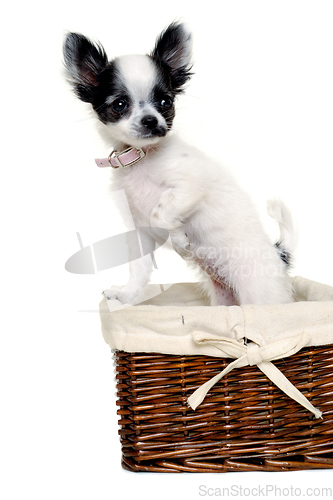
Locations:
187;331;322;419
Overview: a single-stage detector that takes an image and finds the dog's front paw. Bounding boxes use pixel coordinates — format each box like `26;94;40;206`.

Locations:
171;231;192;259
150;189;182;230
102;286;122;301
150;207;183;232
150;204;170;228
102;286;139;305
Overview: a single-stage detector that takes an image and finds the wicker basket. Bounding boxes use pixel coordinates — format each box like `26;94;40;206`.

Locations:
115;346;333;472
100;277;333;472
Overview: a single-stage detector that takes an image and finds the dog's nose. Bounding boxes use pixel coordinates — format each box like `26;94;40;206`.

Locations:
141;115;158;130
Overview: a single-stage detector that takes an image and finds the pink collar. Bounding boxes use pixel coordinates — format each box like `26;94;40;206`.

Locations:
95;147;146;169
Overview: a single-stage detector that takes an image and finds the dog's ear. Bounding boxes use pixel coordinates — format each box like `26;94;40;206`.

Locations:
151;23;193;93
63;33;108;102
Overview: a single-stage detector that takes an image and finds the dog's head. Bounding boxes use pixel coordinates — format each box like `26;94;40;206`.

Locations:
63;23;192;148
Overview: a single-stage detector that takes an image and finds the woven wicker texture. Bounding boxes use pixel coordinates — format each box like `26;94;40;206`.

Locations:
115;345;333;472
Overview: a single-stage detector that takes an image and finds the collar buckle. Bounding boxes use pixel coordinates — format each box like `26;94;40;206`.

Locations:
108;147;146;169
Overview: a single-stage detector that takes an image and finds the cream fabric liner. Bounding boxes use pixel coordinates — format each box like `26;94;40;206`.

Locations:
99;276;333;418
100;276;333;355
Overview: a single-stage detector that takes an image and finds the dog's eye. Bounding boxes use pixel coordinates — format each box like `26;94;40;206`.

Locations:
112;98;128;113
160;97;172;109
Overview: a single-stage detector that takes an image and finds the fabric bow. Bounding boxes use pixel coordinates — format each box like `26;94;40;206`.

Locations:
187;331;322;419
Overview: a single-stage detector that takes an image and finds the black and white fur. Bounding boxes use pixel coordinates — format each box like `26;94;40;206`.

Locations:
63;23;295;306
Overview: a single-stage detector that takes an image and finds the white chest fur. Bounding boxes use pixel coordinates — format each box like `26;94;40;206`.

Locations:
115;157;167;226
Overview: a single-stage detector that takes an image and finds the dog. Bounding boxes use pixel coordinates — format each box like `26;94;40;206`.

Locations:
63;22;295;306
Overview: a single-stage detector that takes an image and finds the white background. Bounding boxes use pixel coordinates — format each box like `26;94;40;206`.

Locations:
2;0;333;498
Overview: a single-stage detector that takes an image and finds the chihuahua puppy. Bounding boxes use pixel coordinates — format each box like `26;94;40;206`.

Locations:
63;22;295;306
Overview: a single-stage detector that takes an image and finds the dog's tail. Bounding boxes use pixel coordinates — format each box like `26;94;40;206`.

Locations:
267;199;297;268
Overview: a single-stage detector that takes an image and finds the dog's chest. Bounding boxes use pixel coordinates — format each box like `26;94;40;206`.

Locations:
119;164;166;224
